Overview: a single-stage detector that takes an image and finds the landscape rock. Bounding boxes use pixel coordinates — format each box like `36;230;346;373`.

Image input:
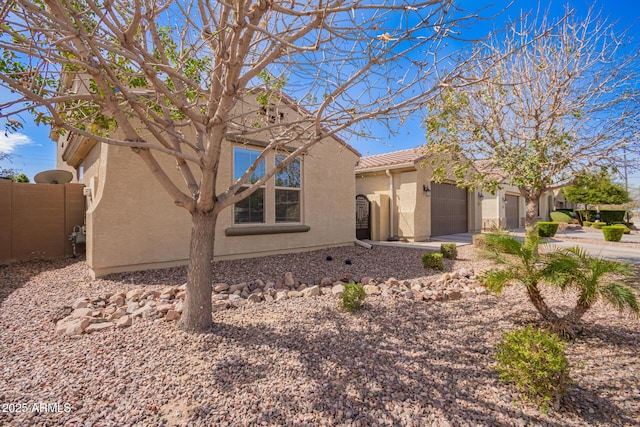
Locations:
302;285;320;297
214;283;230;293
212;302;228;312
284;272;296;287
247;293;263;303
64;318;91;336
331;284;345;295
287;290;303;298
320;277;333;287
115;315;133;328
72;297;89;309
85;322;114;333
165;310;181;322
229;283;245;293
156;303;174;313
132;304;156;318
275;291;288;301
363;285;380;295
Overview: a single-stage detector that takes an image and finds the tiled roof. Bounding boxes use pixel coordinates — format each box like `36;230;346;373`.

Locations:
356;147;425;171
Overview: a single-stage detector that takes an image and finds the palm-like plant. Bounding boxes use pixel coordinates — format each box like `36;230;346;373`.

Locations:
480;231;639;338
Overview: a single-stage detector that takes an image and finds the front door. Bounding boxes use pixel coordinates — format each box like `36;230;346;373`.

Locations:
355;194;371;240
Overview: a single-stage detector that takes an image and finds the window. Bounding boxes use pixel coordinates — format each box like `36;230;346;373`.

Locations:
234;148;265;223
275;154;301;222
233;148;302;225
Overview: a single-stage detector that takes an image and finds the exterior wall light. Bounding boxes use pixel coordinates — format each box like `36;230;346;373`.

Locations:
423;184;431;196
502;196;508;204
478;192;484;200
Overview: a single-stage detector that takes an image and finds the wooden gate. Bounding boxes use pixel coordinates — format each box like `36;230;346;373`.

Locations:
355;194;371;240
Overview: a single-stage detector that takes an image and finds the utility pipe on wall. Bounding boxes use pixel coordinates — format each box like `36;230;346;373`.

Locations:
386;169;394;239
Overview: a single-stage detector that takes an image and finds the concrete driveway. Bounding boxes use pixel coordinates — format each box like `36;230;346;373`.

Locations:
366;229;640;264
545;229;640;264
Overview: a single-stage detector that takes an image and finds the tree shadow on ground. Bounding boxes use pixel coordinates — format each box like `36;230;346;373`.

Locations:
188;295;636;427
0;257;83;306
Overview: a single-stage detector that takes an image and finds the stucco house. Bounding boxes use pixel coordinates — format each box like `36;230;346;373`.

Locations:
56;89;360;278
480;187;577;230
473;160;566;230
355;148;482;241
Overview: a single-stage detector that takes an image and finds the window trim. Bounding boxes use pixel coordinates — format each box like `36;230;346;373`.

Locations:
232;145;304;227
233;147;266;224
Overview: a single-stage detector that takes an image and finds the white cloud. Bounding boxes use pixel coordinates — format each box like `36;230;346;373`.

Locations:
0;132;32;154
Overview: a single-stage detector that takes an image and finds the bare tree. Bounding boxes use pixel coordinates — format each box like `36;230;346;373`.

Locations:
1;0;489;332
425;5;640;230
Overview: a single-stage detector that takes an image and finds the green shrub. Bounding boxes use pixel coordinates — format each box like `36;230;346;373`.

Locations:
592;222;606;229
422;253;444;271
602;226;625;242
536;222;559;238
611;223;631;234
495;326;571;412
615;224;630;234
576;210;626;224
440;243;458;260
555;208;574;216
549;211;572;223
583;221;593;227
339;283;366;312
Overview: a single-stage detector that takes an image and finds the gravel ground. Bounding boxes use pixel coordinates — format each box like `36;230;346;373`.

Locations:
1;245;639;426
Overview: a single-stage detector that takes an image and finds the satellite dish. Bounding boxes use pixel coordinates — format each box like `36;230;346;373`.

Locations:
34;169;73;184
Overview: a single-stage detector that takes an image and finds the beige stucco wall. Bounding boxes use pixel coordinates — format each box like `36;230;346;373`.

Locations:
356;162;481;242
395;170;417;239
57;108;359;277
77;135;357;277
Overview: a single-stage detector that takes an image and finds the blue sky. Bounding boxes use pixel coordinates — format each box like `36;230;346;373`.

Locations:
1;0;639;189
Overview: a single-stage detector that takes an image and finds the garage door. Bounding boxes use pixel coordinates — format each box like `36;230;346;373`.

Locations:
505;195;520;229
431;183;468;236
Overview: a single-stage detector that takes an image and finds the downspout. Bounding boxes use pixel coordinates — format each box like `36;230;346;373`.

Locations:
386;169;394;239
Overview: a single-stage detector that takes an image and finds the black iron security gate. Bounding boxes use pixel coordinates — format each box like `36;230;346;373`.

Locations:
355;194;371;240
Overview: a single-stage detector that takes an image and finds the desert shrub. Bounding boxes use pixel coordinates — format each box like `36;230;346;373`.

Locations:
339;283;366;312
536;222;559;237
495;326;571;413
602;226;625;242
440;243;458;260
583;221;593;227
549;211;572;223
422;253;444;271
592;222;606;229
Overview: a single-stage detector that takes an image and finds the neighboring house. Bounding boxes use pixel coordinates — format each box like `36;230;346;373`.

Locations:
56;90;360;278
479;186;526;230
474;160;560;230
481;187;572;230
355;148;482;242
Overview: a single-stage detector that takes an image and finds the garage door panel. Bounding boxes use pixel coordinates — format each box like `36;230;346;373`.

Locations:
505;195;519;229
431;183;468;236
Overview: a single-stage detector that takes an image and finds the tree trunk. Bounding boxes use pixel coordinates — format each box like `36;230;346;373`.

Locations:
550;300;591;339
526;285;558;322
179;210;217;333
524;196;539;231
561;300;591;326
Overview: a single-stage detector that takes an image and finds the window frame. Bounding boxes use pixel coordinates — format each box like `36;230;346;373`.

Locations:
233;147;266;225
274;154;302;223
232;146;303;226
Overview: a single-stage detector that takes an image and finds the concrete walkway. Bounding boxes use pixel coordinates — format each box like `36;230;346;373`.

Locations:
362;232;476;251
